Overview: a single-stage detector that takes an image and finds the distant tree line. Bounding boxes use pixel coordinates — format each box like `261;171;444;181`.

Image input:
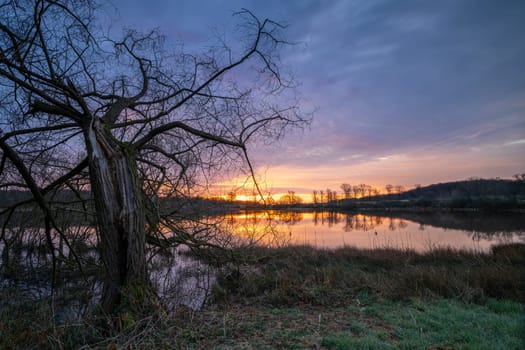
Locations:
278;191;303;205
175;176;525;209
311;183;407;204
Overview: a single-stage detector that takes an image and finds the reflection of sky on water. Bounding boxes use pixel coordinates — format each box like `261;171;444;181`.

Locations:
222;211;525;252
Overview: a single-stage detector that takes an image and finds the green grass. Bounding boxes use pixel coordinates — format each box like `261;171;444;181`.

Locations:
3;294;521;349
1;243;524;348
322;298;524;350
105;297;519;349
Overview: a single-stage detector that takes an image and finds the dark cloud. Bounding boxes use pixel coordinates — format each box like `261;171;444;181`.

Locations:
111;0;525;184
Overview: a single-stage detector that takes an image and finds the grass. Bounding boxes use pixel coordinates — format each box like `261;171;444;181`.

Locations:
1;296;522;349
321;298;524;350
1;243;524;349
212;243;525;305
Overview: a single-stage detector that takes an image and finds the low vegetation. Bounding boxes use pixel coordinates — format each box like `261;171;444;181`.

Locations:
211;243;524;305
1;243;523;349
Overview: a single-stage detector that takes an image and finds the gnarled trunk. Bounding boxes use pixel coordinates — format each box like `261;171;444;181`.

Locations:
85;119;147;314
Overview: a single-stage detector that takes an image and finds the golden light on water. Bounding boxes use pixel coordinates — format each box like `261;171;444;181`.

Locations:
215;211;523;252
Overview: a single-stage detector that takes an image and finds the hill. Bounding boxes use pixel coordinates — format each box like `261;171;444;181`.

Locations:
327;178;525;210
399;178;524;201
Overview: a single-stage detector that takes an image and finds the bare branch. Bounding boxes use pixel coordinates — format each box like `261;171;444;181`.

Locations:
0;137;84;272
134;120;243;150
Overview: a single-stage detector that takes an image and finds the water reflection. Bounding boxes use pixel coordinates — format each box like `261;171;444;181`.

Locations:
1;209;523;317
0;221;214;313
149;246;214;311
219;210;525;252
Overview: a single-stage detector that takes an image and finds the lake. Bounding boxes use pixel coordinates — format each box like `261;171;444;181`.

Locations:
1;209;523;311
218;210;525;252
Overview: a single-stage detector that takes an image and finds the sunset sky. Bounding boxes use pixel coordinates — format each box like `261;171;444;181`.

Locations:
112;0;525;199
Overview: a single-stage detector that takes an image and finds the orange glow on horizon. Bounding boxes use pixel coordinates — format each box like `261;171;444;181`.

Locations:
208;146;521;203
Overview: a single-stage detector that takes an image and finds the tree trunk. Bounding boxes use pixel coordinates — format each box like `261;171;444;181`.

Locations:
84;119;148;314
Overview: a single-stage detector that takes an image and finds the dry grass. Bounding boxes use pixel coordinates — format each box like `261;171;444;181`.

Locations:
211;243;525;306
1;243;523;349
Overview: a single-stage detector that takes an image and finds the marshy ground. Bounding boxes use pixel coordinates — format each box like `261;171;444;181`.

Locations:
1;243;524;349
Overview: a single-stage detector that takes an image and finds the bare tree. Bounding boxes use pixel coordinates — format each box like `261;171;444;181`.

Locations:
0;1;308;314
395;185;405;196
326;188;333;203
278;190;302;205
340;183;352;200
385;184;393;195
366;185;374;198
227;191;237;202
312;190;318;204
352;186;360;199
356;184;367;198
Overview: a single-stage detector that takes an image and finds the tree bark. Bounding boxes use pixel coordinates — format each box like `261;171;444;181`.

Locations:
84;119;148;314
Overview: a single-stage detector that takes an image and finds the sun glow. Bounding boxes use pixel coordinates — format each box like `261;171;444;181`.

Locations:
207;141;524;204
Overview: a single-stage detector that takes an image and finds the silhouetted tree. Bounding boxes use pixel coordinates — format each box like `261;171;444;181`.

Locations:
326;189;332;203
0;1;308;314
385;184;394;195
366;185;374;197
228;191;237;202
279;190;302;205
340;183;352;199
352;186;360;199
395;185;405;196
356;184;368;198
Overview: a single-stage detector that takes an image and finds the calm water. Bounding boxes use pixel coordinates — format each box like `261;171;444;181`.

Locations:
1;209;523;312
219;210;525;252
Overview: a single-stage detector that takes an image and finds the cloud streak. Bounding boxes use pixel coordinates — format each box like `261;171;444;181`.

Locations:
112;0;525;190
